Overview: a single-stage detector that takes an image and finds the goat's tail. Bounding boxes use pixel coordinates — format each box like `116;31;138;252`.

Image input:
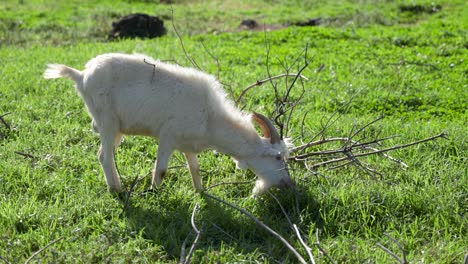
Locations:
44;64;83;85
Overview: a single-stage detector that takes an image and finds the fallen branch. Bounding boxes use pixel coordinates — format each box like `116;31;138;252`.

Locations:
179;230;192;264
235;73;309;105
268;192;316;264
120;174;147;216
206;179;255;191
314;229;335;264
14;151;36;159
376;233;408;264
180;203;202;264
170;6;200;70
24;236;64;264
0;112;11;130
293;132;446;169
203;192;308;264
293;224;316;264
0;255;11;264
290;137;403;168
200;40;221;80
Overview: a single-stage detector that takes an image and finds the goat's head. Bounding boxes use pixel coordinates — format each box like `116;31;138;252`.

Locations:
233;112;295;196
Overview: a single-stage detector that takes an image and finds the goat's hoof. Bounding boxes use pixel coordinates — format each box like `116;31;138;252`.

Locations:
109;187;124;193
195;187;206;194
140;188;157;196
115;191;127;201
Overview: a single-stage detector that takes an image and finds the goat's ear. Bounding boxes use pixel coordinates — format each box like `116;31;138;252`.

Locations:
232;157;248;170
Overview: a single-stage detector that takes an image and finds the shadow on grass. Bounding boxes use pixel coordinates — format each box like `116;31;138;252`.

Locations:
120;183;324;262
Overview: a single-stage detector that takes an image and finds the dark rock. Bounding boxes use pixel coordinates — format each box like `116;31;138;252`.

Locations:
398;4;442;14
294;18;322;27
109;13;166;39
240;19;259;29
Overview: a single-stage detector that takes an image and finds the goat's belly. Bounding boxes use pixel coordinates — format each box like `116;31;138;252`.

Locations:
175;139;207;153
120;123;156;137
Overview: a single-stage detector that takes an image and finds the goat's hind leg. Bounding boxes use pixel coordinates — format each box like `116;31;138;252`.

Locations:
97;126;123;192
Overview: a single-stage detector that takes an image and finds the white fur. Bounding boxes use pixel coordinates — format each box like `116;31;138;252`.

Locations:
44;53;293;195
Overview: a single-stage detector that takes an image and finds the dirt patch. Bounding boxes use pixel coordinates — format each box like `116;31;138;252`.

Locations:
237;18;321;32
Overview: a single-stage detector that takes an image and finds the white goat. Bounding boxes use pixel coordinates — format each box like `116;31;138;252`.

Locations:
44;53;294;195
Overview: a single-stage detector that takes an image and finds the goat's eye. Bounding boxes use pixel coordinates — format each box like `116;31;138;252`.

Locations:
275;155;282;161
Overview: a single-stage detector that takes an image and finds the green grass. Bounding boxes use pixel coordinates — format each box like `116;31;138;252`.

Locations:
0;0;467;263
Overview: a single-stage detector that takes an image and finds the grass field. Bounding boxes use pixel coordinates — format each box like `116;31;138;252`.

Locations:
0;0;467;263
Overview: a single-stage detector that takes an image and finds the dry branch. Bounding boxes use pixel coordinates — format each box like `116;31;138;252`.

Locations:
180;203;202;264
14;151;36;159
235;73;309;105
0;255;11;264
268;192;317;264
306;132;446;169
289;132;446;172
314;229;335;264
0;112;11;130
24;236;64;264
376;233;408;264
293;224;316;264
170;6;200;70
120;174;147;216
204;192;308;264
206;179;255;191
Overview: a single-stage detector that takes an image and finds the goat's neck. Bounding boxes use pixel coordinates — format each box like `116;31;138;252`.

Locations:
208;118;260;158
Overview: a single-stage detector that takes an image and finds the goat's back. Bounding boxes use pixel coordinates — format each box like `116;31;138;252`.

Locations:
82;53;227;140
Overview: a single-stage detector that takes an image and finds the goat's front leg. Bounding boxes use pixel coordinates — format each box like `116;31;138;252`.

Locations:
151;137;174;190
184;152;203;192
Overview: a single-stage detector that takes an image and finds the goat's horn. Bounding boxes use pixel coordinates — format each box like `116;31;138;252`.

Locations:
252;112;280;144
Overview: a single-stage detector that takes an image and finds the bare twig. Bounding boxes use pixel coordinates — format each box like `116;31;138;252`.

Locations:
170;6;200;70
24;236;64;264
206;179;255;191
343;115;384;148
191;203;201;234
298;94;355;149
273;44;311;139
376;233;408;264
314;229;335;264
291;134;408;169
209;223;237;241
183;203;202;264
388;60;439;71
291;137;358;154
376;243;404;263
121;174;147;216
143;58;156;83
0;112;11;130
293;224;316;264
204;192;308;264
0;255;11;264
235;73;309;105
305;133;447;169
179;230;191;264
269;191;316;264
268;192;294;228
14;151;36;159
200;40;221;80
316;64;325;73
